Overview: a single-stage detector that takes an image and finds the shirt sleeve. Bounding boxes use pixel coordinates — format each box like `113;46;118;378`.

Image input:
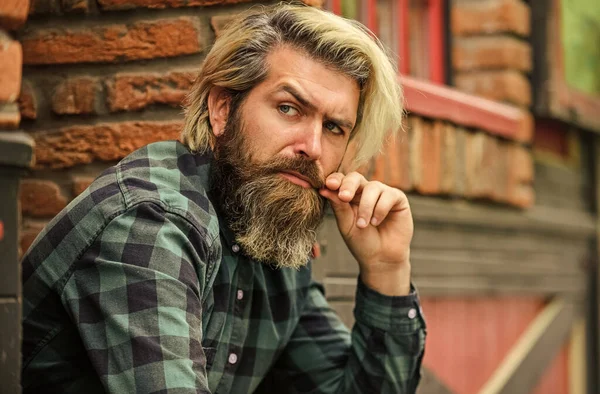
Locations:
257;279;426;393
60;202;216;393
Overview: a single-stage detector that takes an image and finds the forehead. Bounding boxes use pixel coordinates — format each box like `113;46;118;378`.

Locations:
259;46;360;122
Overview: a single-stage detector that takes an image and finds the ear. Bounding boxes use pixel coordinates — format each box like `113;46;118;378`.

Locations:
207;86;231;138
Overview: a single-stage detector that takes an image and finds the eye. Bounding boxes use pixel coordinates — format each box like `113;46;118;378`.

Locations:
324;120;343;135
279;105;299;116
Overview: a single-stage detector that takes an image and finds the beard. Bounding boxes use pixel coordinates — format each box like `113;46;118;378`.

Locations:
210;112;327;270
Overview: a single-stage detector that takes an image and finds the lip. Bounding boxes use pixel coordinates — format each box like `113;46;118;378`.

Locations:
279;171;313;189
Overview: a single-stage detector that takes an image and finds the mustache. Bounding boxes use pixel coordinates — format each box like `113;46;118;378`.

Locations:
249;156;325;190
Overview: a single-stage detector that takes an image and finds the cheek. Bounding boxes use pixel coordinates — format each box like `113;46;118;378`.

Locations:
321;141;348;173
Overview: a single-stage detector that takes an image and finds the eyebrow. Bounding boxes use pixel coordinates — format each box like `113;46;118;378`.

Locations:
279;84;355;131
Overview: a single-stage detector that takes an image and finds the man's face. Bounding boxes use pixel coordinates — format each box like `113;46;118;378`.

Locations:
210;46;360;269
235;45;360;181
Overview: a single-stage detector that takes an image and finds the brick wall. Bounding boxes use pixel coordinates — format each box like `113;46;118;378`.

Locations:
15;0;280;254
16;0;534;256
451;0;532;108
369;115;534;209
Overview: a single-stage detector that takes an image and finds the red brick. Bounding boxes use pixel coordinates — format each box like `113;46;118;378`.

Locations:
29;0;88;13
0;35;22;102
416;120;442;195
18;81;37;120
454;70;531;106
34;120;183;168
52;77;99;115
369;154;385;182
388;127;411;191
98;0;248;9
20;220;47;256
453;36;531;71
409;116;423;191
0;0;30;30
516;111;534;143
453;127;467;196
465;133;513;202
20;179;68;217
106;70;196;112
371;130;411;191
492;140;510;202
506;144;534;208
480;134;502;200
0;103;20;129
61;0;89;12
29;0;59;14
452;0;530;37
98;0;321;10
72;176;94;196
464;131;486;198
22;17;202;65
439;123;456;194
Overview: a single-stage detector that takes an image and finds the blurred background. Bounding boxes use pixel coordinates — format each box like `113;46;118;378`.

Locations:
1;0;599;393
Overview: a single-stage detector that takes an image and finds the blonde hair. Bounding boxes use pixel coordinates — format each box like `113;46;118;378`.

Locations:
181;3;403;168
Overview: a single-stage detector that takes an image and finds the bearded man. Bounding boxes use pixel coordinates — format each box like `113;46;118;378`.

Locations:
21;4;426;393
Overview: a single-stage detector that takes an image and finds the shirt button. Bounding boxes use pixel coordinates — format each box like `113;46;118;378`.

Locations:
232;244;240;253
237;289;244;300
408;308;417;319
228;353;238;365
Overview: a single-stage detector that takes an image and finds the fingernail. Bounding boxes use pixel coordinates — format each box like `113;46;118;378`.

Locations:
357;218;366;228
340;190;351;198
370;218;378;226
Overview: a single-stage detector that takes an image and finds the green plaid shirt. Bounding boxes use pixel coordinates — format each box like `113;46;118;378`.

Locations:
21;141;426;393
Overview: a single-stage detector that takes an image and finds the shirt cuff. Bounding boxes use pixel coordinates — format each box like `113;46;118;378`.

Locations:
353;278;426;334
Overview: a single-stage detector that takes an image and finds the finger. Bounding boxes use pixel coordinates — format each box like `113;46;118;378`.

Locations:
325;172;345;191
356;182;384;228
319;188;355;230
370;188;401;226
338;172;367;202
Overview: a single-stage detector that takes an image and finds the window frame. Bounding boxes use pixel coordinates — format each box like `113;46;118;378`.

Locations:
327;0;448;84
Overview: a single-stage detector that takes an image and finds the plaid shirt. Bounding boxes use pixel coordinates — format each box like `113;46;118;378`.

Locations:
21;141;426;393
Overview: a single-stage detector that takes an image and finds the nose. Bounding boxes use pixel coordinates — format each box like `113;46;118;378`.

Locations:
294;121;322;160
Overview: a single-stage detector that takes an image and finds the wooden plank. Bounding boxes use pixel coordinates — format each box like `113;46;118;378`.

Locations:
324;274;586;299
316;195;595;296
410;249;585;276
411;224;592;253
417;368;455;394
408;195;596;237
414;276;584;298
318;216;591;275
569;318;587;394
478;298;577;394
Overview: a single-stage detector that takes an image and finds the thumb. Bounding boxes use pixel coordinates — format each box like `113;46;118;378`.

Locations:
320;188;355;232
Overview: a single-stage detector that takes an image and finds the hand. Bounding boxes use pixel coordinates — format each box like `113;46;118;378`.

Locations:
319;172;413;295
